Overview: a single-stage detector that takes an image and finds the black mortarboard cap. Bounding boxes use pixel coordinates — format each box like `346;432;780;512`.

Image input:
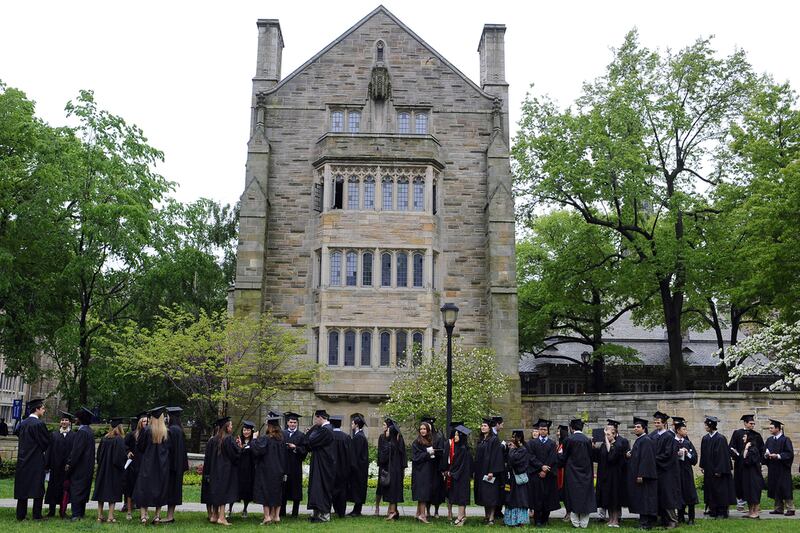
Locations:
330;415;343;429
449;421;464;429
242;420;256;430
136;410;149;419
283;411;301;422
769;418;783;428
26;398;45;410
108;416;125;427
633;416;649;427
420;415;436;424
674;421;686;429
671;416;686;425
558;424;569;431
267;410;283;418
77;407;94;424
453;425;471;436
512;429;525;439
215;416;231;427
653;411;669;422
569;418;584;430
166;406;183;414
491;415;503;424
740;414;755;422
266;416;281;427
314;409;329;419
606;419;620;428
384;417;396;426
482;416;495;426
704;415;719;426
60;411;75;421
535;418;553;428
149;405;167;418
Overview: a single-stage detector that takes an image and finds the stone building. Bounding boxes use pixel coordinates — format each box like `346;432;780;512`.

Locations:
232;6;519;427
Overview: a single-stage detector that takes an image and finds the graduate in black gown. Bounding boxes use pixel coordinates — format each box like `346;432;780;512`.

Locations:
592;419;628;527
66;407;96;521
627;416;658;529
0;417;8;436
123;413;147;520
699;415;736;518
526;419;560;526
133;406;171;524
229;420;255;519
411;421;438;523
729;414;755;511
306;409;337;523
205;416;240;525
674;419;699;524
380;417;407;521
474;416;505;524
764;418;795;516
252;415;288;524
93;417;128;522
164;406;188;523
421;416;447;518
281;411;307;518
739;427;765;518
200;432;214;520
504;430;530;527
45;411;74;518
14;398;50;521
347;414;369;517
558;418;595;528
445;424;472;526
649;411;681;527
330;415;354;518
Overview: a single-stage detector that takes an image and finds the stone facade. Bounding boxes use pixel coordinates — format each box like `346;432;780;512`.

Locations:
232;6;519;430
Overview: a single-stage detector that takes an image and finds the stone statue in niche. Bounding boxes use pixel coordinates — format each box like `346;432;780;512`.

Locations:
368;65;392;101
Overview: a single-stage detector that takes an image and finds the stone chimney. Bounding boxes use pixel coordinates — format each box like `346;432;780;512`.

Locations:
478;24;506;91
255;19;283;89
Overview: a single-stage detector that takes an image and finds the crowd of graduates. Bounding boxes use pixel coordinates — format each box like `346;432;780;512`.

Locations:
10;397;799;529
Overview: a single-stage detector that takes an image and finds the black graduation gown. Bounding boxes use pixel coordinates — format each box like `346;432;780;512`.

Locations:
675;437;699;505
729;428;747;500
592;436;629;511
13;415;50;499
331;429;353;506
699;432;736;509
236;438;255;503
306;423;337;512
447;440;473;506
92;436;127;503
166;423;188;506
652;430;682;509
66;425;95;506
205;435;240;506
122;431;140;498
200;437;213;505
348;429;369;504
505;445;530;509
411;440;438;502
473;433;505;507
133;427;171;507
430;431;448;505
0;421;8;436
740;441;765;504
627;434;658;516
377;431;406;504
764;434;794;500
44;429;73;504
526;436;560;513
282;428;307;502
559;431;596;515
252;435;287;506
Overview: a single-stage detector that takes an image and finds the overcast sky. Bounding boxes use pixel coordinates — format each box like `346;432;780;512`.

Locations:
2;1;798;207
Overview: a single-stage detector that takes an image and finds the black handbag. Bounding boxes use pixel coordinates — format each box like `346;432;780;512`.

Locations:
379;467;390;487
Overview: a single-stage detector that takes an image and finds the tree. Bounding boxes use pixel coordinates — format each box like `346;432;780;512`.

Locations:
382;345;509;431
517;210;644;392
723;318;800;391
513;31;756;389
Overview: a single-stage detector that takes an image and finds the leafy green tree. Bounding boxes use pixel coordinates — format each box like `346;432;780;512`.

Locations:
382;345;508;431
513;31;756;389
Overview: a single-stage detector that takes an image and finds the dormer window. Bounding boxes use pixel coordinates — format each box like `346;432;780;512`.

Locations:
396;109;431;135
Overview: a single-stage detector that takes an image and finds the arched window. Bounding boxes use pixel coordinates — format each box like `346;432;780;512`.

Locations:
382;176;393;210
347;176;359;209
413;177;424;211
376;40;385;62
328;330;339;366
396;252;407;287
361;331;372;366
344;330;356;366
331;110;343;132
413;252;423;287
380;331;391;366
397;177;408;211
345;251;357;286
412;331;424;366
381;252;392;287
362;252;373;286
330;251;342;286
415;113;428;134
396;329;407;366
363;176;375;209
397;112;410;134
332;175;344;209
348;111;361;133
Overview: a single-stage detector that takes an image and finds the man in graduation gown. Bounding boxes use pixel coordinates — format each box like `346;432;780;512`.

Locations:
45;411;75;518
526;419;560;526
347;414;369;517
305;409;337;522
281;411;307;518
14;398;50;521
729;414;759;512
699;415;736;518
558;418;595;528
66;407;96;521
491;415;506;519
164;407;189;523
329;416;354;518
674;418;699;524
764;418;795;516
649;412;681;528
627;416;658;529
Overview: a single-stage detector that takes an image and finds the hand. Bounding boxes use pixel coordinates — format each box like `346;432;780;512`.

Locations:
65;464;70;473
253;431;259;439
385;428;390;438
636;476;643;484
487;473;494;481
593;442;602;449
539;471;546;479
236;437;242;447
625;451;631;459
287;443;296;450
127;451;134;459
542;465;550;472
714;473;721;477
426;446;434;455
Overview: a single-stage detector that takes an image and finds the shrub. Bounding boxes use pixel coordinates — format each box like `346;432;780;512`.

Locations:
0;460;16;478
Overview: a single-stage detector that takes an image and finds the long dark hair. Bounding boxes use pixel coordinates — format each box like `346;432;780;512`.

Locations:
267;424;284;441
214;421;230;455
417;422;432;447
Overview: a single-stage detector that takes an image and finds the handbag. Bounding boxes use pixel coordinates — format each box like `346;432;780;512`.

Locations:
513;471;529;485
379;467;390;487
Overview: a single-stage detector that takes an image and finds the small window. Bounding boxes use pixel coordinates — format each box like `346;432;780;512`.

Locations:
396;330;407;366
347;176;359;210
344;330;356;366
328;330;339;366
432;179;437;215
382;177;393;210
362;252;373;286
330;251;342;286
331;111;344;132
413;177;424;211
397;178;408;211
346;251;357;286
349;111;361;133
361;331;372;366
363;176;375;209
413;252;423;287
376;41;385;62
415;113;428;134
381;252;392;287
398;112;410;134
332;175;344;209
412;331;424;366
380;331;391;367
396;252;408;287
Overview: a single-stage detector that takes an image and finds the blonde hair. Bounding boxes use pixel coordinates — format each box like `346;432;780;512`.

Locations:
149;414;169;444
105;423;125;439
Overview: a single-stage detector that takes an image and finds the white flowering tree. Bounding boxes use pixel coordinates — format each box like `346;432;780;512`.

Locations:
723;319;800;390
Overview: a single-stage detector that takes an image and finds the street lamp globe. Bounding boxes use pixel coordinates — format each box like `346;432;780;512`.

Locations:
440;303;459;329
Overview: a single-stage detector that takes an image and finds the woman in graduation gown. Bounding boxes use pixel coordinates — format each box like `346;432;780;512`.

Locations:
45;411;75;519
93;418;128;522
504;430;530;527
164;407;189;524
474;417;505;525
446;425;473;526
699;416;736;518
740;430;766;518
411;421;438;523
592;420;628;527
526;420;560;527
206;416;240;525
674;421;699;524
123;413;147;521
252;416;288;524
133;407;171;524
200;431;215;521
347;414;369;517
229;421;256;519
378;418;406;520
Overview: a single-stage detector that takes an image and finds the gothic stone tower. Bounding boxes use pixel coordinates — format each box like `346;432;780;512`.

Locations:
233;6;519;428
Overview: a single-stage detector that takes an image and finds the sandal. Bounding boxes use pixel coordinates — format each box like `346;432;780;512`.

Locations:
454;517;466;527
141;517;148;524
97;517;106;522
127;513;133;521
417;515;430;524
152;517;161;525
108;519;118;524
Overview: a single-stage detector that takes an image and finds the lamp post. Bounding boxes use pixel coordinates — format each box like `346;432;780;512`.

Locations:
440;303;459;436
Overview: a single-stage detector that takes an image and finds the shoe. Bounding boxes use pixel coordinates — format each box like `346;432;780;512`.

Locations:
769;510;783;515
416;515;430;524
346;512;362;517
687;519;695;525
786;510;796;516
